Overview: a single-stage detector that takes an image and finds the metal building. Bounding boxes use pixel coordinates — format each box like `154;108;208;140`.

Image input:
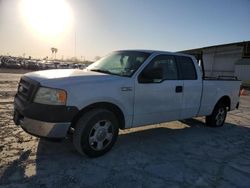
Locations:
181;41;250;82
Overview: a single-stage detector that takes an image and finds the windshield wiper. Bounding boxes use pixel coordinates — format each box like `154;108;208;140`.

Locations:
90;69;128;77
90;69;113;74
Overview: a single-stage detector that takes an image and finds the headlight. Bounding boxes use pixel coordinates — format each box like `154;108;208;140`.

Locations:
34;87;67;105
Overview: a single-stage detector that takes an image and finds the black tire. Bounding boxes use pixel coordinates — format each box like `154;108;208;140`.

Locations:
206;102;227;127
73;109;119;158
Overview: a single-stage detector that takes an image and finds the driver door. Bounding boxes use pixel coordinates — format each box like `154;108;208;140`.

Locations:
133;54;183;127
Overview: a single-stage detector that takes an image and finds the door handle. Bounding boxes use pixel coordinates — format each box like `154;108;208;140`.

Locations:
175;86;183;93
121;87;132;91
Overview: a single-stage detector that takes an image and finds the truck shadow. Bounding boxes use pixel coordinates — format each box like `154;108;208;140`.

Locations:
3;119;250;187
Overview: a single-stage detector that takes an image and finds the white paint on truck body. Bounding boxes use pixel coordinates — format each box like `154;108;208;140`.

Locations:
25;51;241;129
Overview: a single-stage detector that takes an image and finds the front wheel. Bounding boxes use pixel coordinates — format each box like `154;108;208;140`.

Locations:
206;102;227;127
73;109;119;158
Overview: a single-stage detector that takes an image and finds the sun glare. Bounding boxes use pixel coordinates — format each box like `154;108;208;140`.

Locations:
19;0;74;38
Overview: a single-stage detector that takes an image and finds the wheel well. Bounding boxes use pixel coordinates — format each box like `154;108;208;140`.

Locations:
217;96;231;110
71;102;125;130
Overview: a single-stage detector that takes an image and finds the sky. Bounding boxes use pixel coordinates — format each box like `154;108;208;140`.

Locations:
0;0;249;60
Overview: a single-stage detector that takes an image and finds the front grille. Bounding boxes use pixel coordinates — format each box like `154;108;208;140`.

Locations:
17;77;39;103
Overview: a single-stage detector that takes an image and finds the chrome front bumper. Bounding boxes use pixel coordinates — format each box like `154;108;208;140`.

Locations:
20;117;71;139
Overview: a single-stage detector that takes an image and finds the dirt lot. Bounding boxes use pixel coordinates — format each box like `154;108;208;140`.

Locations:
0;71;250;188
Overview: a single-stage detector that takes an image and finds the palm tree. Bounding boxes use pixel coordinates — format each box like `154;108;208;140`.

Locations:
54;48;58;59
50;47;58;59
51;47;55;59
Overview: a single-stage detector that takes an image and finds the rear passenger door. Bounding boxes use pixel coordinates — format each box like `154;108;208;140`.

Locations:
176;56;202;119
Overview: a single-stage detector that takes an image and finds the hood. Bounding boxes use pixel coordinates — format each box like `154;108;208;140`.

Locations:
24;69;119;84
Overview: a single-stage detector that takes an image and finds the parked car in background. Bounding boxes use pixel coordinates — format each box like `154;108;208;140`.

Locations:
0;56;91;70
59;63;70;69
71;63;80;69
35;60;45;70
44;63;56;69
0;56;10;66
78;64;87;69
0;56;3;67
18;59;26;69
26;60;39;70
5;59;21;69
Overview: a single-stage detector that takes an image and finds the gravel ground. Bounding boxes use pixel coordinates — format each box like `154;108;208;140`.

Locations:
0;71;250;188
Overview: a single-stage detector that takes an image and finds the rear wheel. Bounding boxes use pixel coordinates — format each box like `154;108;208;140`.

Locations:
206;102;227;127
73;109;119;158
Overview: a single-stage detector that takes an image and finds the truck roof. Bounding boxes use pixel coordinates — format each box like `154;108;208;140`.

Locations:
116;49;196;59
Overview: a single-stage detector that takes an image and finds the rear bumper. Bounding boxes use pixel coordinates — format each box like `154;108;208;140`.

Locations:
19;117;71;139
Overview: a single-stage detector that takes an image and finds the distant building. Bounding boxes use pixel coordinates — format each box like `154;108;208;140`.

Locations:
181;41;250;81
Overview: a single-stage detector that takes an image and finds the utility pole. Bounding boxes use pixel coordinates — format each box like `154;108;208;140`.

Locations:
74;31;76;60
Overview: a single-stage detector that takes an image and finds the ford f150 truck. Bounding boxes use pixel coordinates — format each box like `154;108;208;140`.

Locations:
13;50;241;157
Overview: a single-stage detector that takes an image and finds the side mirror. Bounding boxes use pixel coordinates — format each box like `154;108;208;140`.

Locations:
139;67;163;83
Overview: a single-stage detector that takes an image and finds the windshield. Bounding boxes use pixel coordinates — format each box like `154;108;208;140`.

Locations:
87;51;151;77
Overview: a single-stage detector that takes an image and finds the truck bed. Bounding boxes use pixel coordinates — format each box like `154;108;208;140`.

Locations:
198;79;241;116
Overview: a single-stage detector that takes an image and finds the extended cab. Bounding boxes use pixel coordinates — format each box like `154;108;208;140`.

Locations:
13;50;241;157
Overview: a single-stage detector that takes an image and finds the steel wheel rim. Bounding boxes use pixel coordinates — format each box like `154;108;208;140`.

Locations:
215;107;226;126
88;120;114;151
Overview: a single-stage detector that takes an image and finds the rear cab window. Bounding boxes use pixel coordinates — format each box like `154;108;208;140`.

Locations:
176;56;197;80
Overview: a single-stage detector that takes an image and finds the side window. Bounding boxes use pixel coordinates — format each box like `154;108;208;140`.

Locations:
138;55;178;83
177;56;197;80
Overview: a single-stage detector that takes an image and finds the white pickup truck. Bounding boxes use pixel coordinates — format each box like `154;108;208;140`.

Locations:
13;50;241;157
